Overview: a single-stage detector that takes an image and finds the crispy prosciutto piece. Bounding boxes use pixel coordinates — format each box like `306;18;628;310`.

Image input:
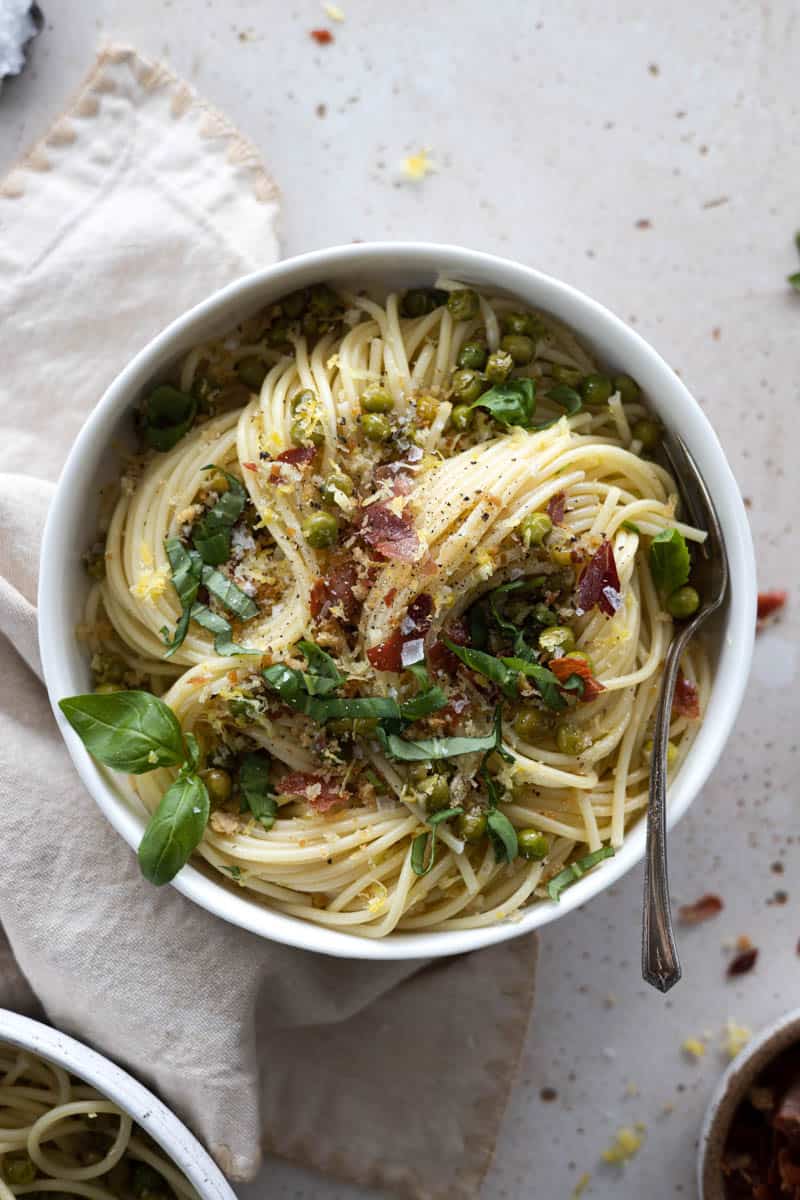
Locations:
276;772;348;813
577;540;621;617
678;894;724;924
360;502;420;562
758;590;788;622
373;462;415;496
366;593;433;672
429;616;470;676
547;491;566;525
673;672;700;719
275;445;317;466
310;559;362;624
548;655;605;701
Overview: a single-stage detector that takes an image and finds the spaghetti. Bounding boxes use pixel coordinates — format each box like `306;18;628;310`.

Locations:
67;281;709;937
0;1043;197;1200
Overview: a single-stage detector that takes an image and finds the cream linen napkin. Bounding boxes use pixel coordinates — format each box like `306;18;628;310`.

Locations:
0;47;538;1199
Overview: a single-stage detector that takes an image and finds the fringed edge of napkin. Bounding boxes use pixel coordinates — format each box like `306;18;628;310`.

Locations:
0;41;280;210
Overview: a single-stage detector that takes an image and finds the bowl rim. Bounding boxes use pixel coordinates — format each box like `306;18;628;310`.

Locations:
38;240;757;961
698;1007;800;1198
0;1008;236;1200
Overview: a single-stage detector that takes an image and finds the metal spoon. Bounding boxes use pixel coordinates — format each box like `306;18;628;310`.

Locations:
641;434;729;993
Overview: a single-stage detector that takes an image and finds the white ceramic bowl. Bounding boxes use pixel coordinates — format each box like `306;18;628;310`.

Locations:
39;242;757;960
0;1008;235;1200
698;1008;800;1198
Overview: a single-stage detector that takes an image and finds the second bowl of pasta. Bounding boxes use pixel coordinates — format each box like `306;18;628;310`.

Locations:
39;243;756;959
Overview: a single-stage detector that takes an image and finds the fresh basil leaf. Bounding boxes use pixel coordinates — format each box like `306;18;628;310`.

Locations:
200;565;259;621
649;528;690;596
499;656;567;711
399;686;448;721
191;468;247;566
533;383;582;430
443;639;518;698
487;808;518;864
376;726;500;762
142;385;197;453
162;539;203;657
297;640;344;691
183;731;201;772
138;771;209;885
59;691;185;774
428;807;464;826
546;845;615;901
239;751;276;830
470;378;536;429
190;604;250;656
310;696;402;723
263;663;306;702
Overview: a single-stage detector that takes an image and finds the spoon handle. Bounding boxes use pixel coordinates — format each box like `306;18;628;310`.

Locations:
642;629;688;993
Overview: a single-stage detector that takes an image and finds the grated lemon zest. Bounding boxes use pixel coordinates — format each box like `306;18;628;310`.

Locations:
401;149;436;181
723;1019;751;1060
682;1037;706;1059
572;1174;591;1198
601;1125;644;1164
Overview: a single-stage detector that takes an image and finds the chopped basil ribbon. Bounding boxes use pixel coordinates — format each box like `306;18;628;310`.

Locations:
487;808;518;864
410;807;464;877
58;690;185;773
443;639;566;711
59;689;211;886
296;638;344;695
469;377;583;432
378;705;510;763
162;537;258;658
239;751;277;830
649;527;690;596
546;846;615;901
191;466;247;565
142;385;197;452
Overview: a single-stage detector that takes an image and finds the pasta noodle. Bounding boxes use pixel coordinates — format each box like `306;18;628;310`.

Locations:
0;1045;197;1200
74;281;710;937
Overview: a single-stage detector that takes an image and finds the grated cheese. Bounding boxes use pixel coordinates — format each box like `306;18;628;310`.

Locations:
601;1125;644;1164
723;1019;751;1060
323;2;345;19
682;1037;706;1059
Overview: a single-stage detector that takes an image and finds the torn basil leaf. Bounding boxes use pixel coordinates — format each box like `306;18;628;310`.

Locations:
649;527;690;596
470;378;536;429
191;467;247;565
58;690;185;774
534;383;582;429
499;656;567;712
162;539;203;657
410;807;464;876
142;385;197;453
297;639;344;695
239;751;277;830
547;845;615;901
487;808;518;864
443;639;518;698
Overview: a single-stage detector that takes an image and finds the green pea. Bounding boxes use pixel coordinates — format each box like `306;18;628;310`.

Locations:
423;775;451;813
401;288;448;317
550;364;582;387
308;283;341;315
457;341;488;370
502;311;539;338
519;511;552;547
458;809;488;842
447;289;480;321
282;289;309;319
360;413;392;442
581;374;613;405
360;387;394;413
415;393;440;423
532;602;559;628
266;317;292;347
450;369;484;403
236;356;267;392
514;707;550;740
321;472;354;502
290;419;324;447
450;404;474;432
632;419;661;450
500;333;535;365
666;585;700;619
202;768;232;805
517;829;549;860
613;374;640;404
302;512;340;548
538;625;577;655
291;388;316;414
3;1155;36;1185
485;349;514;383
556;724;591;755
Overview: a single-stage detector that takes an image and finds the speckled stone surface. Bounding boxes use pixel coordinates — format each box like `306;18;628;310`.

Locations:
2;3;798;1196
